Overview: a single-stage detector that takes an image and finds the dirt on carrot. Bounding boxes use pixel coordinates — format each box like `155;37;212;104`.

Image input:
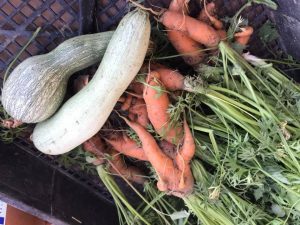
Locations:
105;133;148;161
129;98;149;128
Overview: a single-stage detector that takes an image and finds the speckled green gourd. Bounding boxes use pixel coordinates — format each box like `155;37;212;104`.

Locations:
1;31;113;123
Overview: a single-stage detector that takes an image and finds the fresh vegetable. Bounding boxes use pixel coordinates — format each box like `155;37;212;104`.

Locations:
160;11;220;47
105;133;148;161
167;0;205;66
167;31;205;65
32;10;150;155
123;116;194;197
143;71;183;144
1;31;113;123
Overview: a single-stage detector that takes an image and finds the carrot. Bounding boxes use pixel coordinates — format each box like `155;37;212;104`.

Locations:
168;31;205;66
154;67;185;91
160;11;220;47
198;2;216;23
105;133;148;161
129;98;149;127
143;71;183;144
108;149;146;184
234;26;254;46
123;117;194;197
166;0;205;66
175;119;195;171
121;94;133;111
122;117;174;174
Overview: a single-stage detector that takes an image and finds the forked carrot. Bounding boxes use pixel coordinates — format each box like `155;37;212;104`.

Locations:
122;117;194;197
160;11;220;47
166;0;205;66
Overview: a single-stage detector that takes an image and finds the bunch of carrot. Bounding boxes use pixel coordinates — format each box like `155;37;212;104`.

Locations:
157;0;253;65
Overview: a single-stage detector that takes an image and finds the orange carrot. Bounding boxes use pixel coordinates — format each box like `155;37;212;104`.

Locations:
167;0;205;66
234;26;254;46
108;149;146;184
154;67;185;91
122;117;175;177
105;133;148;161
143;71;183;144
123;117;194;197
168;31;205;65
129;98;149;127
160;11;220;47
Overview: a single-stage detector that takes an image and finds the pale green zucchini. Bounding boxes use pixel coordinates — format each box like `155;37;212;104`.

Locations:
1;31;113;123
32;10;150;155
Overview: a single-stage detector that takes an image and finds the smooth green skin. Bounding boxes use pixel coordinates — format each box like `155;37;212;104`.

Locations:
1;31;113;123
